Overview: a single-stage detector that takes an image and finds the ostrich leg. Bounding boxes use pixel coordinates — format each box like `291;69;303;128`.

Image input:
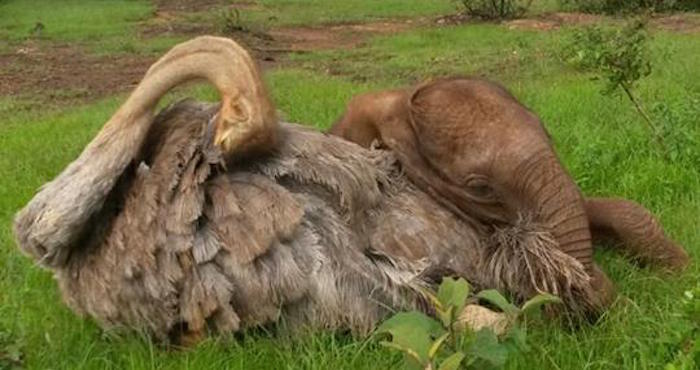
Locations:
585;197;689;271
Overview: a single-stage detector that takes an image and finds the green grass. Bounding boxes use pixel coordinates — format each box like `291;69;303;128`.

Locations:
232;0;456;27
528;0;563;13
0;0;455;54
0;0;153;43
0;0;194;56
1;1;699;369
290;23;556;86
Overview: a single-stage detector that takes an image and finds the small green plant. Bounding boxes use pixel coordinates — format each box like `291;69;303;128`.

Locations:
664;284;700;370
375;277;561;369
455;0;533;19
219;7;247;34
0;329;23;370
650;96;700;163
562;18;669;158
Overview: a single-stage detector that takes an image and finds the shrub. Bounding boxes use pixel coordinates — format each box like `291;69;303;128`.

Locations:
375;277;561;370
219;8;247;34
456;0;534;19
561;18;670;158
566;19;652;94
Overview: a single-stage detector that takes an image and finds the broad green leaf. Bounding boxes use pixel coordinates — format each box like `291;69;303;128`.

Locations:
376;311;446;363
379;341;423;365
421;288;445;312
467;328;508;368
476;290;519;316
521;293;562;316
437;277;471;315
402;353;425;370
428;332;450;359
504;325;530;353
438;351;465;370
437;306;453;328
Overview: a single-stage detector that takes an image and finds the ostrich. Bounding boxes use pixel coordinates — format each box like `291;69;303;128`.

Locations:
14;37;687;344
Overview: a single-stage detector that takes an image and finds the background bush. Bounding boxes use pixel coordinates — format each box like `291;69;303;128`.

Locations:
456;0;533;19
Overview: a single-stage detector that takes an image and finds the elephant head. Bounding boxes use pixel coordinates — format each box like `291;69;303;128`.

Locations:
407;78;594;272
331;77;596;276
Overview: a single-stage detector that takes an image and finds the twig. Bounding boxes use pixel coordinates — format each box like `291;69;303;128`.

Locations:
620;83;670;161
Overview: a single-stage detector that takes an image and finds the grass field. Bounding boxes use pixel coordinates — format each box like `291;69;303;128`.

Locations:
235;0;456;26
0;0;153;49
1;1;698;369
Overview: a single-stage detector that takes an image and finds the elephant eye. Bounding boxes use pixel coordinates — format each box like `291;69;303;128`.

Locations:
464;176;496;200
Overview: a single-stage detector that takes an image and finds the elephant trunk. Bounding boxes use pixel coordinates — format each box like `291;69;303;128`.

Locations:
514;148;593;273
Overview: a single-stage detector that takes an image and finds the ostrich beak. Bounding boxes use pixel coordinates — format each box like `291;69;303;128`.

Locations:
213;96;251;154
212;95;277;157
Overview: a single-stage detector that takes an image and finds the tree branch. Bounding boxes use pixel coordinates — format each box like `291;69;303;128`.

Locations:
620;83;670;161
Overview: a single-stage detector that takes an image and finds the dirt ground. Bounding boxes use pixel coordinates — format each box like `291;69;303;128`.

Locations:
0;20;416;106
153;0;231;12
504;11;700;32
651;13;700;33
267;20;418;51
2;3;699;107
504;12;602;30
0;42;155;106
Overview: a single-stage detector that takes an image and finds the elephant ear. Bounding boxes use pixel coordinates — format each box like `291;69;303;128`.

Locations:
406;78;467;184
406;76;524;182
367;104;465;220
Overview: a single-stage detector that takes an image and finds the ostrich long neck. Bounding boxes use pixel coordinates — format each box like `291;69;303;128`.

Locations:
14;37;274;267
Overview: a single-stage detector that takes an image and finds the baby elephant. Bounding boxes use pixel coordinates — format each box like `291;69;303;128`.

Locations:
329;76;690;309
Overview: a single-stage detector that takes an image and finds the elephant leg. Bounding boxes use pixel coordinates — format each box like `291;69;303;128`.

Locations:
585;197;689;271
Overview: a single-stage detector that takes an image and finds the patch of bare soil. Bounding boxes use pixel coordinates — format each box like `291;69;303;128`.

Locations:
0;42;154;106
144;1;265;42
434;11;603;29
5;7;698;109
434;13;471;26
144;15;420;67
152;0;237;13
0;18;416;106
142;20;284;69
267;20;417;51
1;15;420;107
503;12;700;33
504;12;603;31
652;13;700;33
